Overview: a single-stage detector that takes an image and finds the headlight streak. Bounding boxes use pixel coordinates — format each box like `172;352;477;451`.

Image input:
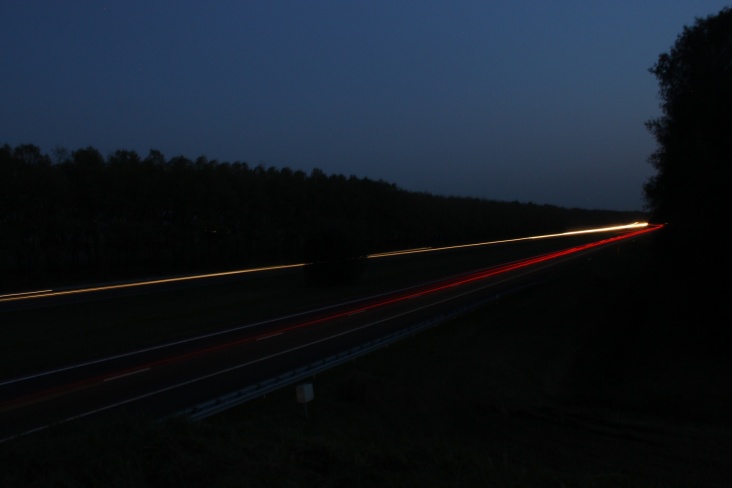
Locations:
0;222;651;303
0;290;53;299
366;222;649;258
0;224;661;413
0;264;307;303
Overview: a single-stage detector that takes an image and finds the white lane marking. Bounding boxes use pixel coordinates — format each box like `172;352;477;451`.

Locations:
1;290;467;443
103;368;151;382
256;332;283;341
2;228;642;389
0;247;615;444
0;270;459;387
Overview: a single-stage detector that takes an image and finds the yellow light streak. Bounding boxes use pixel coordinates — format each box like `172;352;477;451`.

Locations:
367;247;432;258
0;290;54;299
0;264;306;303
0;222;648;303
366;222;649;258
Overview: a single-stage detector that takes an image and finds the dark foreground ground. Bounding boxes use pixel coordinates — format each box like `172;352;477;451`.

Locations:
2;233;731;487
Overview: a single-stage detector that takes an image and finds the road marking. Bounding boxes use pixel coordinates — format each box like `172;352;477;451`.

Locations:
0;226;663;443
2;225;660;390
103;368;150;382
0;282;426;387
256;332;283;341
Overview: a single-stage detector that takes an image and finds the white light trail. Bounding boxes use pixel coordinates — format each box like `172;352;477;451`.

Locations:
366;222;649;258
0;222;649;303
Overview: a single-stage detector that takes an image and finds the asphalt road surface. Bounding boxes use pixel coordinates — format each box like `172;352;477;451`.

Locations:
0;224;660;441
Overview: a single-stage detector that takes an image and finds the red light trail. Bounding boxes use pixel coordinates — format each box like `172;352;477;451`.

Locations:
0;223;662;415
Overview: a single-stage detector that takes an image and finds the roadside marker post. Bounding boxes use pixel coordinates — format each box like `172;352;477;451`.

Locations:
296;383;314;419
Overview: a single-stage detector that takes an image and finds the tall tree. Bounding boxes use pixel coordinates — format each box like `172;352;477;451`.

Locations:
644;7;732;238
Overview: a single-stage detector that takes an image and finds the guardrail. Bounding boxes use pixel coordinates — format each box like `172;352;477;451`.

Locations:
174;281;541;422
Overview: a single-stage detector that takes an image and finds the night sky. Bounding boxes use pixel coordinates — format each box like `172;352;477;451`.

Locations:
2;1;729;211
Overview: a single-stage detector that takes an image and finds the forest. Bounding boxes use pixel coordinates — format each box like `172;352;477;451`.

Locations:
0;143;643;292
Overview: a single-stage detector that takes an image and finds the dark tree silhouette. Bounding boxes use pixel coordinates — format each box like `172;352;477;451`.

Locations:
0;142;643;292
644;7;732;240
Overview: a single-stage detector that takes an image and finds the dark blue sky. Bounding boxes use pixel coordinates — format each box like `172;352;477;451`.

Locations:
2;1;729;211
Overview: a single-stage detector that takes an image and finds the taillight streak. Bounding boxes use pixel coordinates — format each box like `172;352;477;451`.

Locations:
1;225;661;411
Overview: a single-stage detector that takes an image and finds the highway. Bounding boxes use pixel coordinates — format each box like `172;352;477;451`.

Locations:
0;223;660;441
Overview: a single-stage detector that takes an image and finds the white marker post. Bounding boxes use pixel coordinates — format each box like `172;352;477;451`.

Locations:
296;383;314;419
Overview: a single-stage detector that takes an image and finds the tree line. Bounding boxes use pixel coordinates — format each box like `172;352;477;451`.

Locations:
0;143;642;291
644;7;731;248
